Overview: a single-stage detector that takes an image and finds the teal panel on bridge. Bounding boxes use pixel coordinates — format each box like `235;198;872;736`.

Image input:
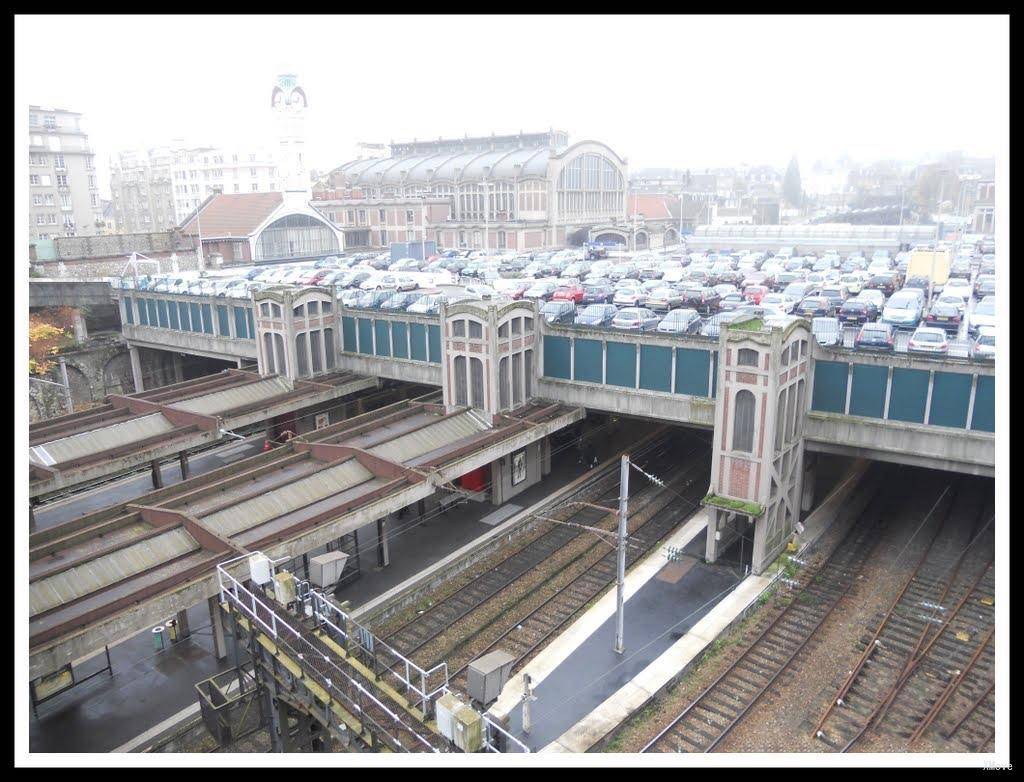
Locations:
179;302;191;331
887;368;929;423
409;323;428;361
201;304;214;334
123;296;134;325
374;320;391;357
147;299;159;327
811;360;849;413
573;338;603;383
217;305;230;337
928;371;972;429
849;364;888;418
168;301;180;330
233;306;248;339
427;325;441;364
639;345;672;392
392;321;409;359
606;342;637;388
971;375;994;432
341;316;357;353
675;347;710;397
189;303;202;333
357;318;373;355
543;335;572;379
156;300;169;328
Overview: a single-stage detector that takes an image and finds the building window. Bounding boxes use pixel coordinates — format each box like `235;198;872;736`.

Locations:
512;352;523;405
499;357;510;409
53;154;65;169
406;210;414;224
732;390;756;452
737;348;758;367
524;349;533;398
470;357;484;408
296;332;310;377
452;319;465;337
263;332;276;373
468;321;483;339
454;355;468;406
379;208;386;222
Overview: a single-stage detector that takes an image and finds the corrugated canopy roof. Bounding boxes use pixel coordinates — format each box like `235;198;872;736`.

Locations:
201;458;373;538
368;411;488;465
30;527;198;617
171;376;293;416
29;413;176;467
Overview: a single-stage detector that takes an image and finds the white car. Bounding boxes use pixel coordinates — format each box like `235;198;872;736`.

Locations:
855;289;886;310
971;326;995;361
761;293;795;313
969;296;996;334
943;279;973;303
360;274;417;292
934;292;967;317
907;326;949;355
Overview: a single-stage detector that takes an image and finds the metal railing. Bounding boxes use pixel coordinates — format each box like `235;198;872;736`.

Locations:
216;556;441;753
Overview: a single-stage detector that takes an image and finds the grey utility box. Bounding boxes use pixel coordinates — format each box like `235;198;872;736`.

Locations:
466;650;516;706
309;551;349;589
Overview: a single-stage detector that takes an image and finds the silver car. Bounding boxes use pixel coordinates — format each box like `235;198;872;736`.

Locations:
611;307;659;331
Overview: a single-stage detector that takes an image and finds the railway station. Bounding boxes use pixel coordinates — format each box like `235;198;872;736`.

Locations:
23;276;998;756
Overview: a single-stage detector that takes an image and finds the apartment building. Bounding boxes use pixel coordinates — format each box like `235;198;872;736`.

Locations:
111;142;282;229
29;106;103;240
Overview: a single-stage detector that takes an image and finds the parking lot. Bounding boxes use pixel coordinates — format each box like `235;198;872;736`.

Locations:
110;238;996;364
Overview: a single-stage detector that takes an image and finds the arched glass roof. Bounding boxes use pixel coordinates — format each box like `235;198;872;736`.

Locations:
335;145;554;186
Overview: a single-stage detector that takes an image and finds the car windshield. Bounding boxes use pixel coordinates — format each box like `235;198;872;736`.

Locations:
863;327;887;337
975;301;995;315
887;297;916;310
914;331;943;343
617;311;639;321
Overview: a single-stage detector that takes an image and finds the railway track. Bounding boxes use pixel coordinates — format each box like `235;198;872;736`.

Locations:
640;476;893;753
811;477;995;752
440;455;711;693
380;434;696;663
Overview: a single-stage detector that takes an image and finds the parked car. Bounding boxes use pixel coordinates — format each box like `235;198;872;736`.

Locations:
854;289;886;311
581;283;615;305
760;293;795;313
968;296;996;335
718;292;746;312
551;284;585;304
574;303;618;327
866;273;898;297
819;283;850;310
943;279;974;303
644;286;684;312
839;274;866;295
523;281;558;301
379;291;424;310
907;326;949;355
855;322;895;352
934;292;967;317
678;286;721;316
782;282;818;301
612;286;646;308
656;308;702;334
360;274;417;292
838;298;877;327
794;296;835;319
881;288;925;330
924;301;964;334
974;274;996;298
540;300;577;325
971;326;995;361
811;317;841;347
611;307;660;331
742;285;768;305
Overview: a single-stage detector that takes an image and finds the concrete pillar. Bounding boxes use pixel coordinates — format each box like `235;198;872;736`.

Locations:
172;353;185;384
208;595;228;661
541;436;552;476
175;609;191;640
151;459;164;489
237;358;245;369
128;344;145;393
178;451;190;481
801;459;816;512
491;458;505;507
376;515;390;568
72;309;88;343
704;509;721;564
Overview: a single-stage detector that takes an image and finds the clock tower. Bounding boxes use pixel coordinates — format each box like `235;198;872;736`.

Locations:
271;73;311;199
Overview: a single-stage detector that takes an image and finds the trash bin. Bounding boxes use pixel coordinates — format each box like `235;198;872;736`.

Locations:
167;618;178;643
152;626;166;651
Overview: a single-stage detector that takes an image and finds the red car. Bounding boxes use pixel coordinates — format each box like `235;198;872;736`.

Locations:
503;281;531;300
743;285;768;304
552;284;585;304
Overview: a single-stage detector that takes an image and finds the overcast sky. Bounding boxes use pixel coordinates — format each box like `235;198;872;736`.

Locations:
16;15;1008;198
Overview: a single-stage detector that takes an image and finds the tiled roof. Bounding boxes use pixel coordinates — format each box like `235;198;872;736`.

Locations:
628;193;675;220
178;192;284;238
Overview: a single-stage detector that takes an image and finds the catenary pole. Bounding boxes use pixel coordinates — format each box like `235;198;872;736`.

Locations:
614;453;629;654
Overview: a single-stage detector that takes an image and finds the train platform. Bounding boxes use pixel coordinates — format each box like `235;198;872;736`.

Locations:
488;457;871;753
